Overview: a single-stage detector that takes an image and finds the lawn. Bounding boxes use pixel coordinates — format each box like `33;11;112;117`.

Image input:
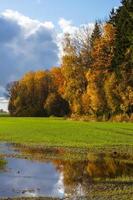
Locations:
0;117;133;148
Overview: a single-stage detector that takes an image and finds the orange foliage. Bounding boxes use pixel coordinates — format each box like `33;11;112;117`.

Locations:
91;23;116;71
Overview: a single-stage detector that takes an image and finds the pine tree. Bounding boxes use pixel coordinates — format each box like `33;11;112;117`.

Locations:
109;8;117;25
90;21;102;48
110;0;133;69
109;0;133;117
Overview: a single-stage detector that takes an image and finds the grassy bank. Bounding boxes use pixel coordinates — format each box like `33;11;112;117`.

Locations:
0;117;133;148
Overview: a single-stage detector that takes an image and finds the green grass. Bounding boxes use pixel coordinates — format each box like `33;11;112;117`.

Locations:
0;117;133;148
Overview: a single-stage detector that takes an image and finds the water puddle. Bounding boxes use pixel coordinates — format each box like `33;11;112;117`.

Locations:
0;143;19;155
0;143;133;199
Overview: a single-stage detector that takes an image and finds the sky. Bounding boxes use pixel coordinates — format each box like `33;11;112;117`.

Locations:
0;0;121;25
0;0;121;111
0;97;8;111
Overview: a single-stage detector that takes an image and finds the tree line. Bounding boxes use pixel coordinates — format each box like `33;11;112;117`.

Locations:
8;0;133;121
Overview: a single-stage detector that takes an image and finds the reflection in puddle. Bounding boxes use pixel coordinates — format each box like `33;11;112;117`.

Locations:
0;158;63;198
0;143;133;199
0;143;19;155
0;158;6;171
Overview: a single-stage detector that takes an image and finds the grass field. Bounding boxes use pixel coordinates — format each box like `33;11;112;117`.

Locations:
0;117;133;148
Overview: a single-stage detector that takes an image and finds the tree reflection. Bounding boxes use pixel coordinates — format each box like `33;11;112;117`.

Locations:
53;152;133;197
14;144;133;198
0;158;6;171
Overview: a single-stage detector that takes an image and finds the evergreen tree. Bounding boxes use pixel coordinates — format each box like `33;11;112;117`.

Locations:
90;21;102;48
109;8;117;25
110;0;133;69
109;0;133;117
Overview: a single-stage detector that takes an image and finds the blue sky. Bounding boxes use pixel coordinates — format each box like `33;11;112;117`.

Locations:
0;0;121;25
0;0;121;109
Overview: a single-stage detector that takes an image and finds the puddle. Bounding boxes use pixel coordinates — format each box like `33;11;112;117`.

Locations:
0;143;133;199
0;157;63;198
0;143;19;155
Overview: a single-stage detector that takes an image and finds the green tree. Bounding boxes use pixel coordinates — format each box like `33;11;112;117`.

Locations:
110;0;133;69
108;0;133;118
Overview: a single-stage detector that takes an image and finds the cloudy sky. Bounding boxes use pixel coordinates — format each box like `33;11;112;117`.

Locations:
0;0;121;111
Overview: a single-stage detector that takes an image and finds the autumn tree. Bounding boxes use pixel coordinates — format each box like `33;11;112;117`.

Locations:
61;32;89;115
82;24;116;118
8;71;54;116
75;25;93;70
50;67;65;96
8;70;70;117
44;92;70;117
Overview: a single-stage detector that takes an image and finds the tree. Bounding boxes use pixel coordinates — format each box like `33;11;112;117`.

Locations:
8;81;19;116
108;0;133;118
91;23;116;71
61;33;87;115
104;72;122;115
82;24;116;118
8;71;55;116
75;25;92;70
82;70;107;118
8;70;70;117
34;71;55;116
90;21;102;48
50;67;65;96
44;93;70;117
110;0;133;69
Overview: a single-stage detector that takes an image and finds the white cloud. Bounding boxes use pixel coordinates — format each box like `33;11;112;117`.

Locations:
0;9;59;95
0;97;9;111
2;9;54;37
59;18;94;35
58;18;78;34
